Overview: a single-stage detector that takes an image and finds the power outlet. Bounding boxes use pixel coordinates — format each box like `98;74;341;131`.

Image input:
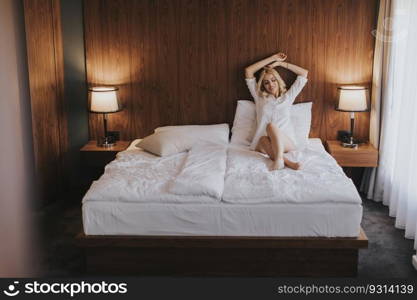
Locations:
107;131;120;142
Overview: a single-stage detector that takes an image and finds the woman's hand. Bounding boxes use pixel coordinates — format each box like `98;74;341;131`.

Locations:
245;53;286;79
272;52;287;62
266;61;283;68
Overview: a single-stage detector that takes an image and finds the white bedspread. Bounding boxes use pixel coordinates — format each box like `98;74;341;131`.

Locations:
222;140;361;205
169;142;227;199
83;139;361;206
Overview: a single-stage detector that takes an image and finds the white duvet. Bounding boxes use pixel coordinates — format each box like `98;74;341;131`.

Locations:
83;147;219;204
169;142;227;199
223;142;361;204
82;139;361;206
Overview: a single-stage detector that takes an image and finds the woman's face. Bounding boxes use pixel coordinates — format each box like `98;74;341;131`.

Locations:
262;73;279;96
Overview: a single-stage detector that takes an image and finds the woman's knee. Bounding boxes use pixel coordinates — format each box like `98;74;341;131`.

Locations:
266;123;280;135
256;136;268;151
259;136;269;144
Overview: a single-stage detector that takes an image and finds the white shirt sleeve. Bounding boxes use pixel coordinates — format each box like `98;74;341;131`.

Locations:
245;78;259;103
285;75;308;105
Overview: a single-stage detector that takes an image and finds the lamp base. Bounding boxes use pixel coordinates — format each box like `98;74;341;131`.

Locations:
341;136;358;149
97;136;115;148
341;141;358;149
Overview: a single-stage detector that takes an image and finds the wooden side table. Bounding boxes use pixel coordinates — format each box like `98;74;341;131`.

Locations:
80;140;130;168
80;141;130;189
325;140;378;167
325;140;378;187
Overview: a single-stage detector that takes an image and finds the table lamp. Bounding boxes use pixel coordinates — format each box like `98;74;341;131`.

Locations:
336;86;369;148
89;86;122;147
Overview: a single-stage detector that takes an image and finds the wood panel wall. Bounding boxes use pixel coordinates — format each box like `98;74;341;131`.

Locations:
23;0;67;205
84;0;378;141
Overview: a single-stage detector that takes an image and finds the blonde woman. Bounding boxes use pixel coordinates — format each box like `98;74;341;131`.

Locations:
245;53;308;170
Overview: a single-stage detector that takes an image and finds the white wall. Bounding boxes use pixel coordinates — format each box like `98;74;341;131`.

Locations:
0;0;38;276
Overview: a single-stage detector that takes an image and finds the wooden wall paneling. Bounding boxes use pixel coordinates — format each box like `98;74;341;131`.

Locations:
323;0;346;140
292;0;312;103
51;0;67;158
84;0;378;142
128;0;148;137
206;0;229;125
356;0;378;140
275;0;289;73
83;0;102;139
195;0;209;124
105;0;131;139
84;0;132;140
23;0;67;205
307;0;327;138
253;0;282;81
145;0;160;133
154;0;179;130
177;0;201;125
279;0;293;87
276;0;298;86
227;0;252;104
323;0;376;140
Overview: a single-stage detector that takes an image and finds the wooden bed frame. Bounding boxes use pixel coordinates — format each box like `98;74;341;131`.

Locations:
75;229;368;277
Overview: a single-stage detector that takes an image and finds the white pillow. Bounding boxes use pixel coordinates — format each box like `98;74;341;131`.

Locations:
136;131;192;156
155;124;229;145
230;100;312;149
138;123;230;156
230;100;256;146
291;102;312;149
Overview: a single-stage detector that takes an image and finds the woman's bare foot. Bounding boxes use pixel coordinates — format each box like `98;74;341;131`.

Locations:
271;157;285;171
284;157;300;170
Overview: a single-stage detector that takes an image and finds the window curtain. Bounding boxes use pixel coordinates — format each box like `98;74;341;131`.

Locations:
360;0;392;199
363;0;417;258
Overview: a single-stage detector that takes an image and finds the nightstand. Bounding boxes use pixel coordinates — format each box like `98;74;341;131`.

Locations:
80;140;130;168
80;141;130;189
325;140;378;187
325;140;378;167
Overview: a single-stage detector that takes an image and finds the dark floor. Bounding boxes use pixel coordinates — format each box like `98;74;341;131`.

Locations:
359;198;417;277
37;196;417;277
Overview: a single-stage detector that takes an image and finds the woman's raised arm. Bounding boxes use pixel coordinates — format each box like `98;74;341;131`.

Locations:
268;61;308;78
245;53;287;79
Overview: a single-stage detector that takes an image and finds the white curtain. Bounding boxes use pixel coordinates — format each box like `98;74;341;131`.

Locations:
371;0;417;251
360;0;392;199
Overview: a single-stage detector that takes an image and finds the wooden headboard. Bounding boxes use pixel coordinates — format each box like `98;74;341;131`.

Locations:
84;0;378;141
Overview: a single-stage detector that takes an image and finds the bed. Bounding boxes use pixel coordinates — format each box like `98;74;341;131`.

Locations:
77;137;368;276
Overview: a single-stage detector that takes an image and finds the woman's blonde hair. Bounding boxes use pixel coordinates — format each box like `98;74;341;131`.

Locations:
256;67;287;98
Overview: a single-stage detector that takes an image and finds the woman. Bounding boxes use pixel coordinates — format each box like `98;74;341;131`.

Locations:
245;52;308;170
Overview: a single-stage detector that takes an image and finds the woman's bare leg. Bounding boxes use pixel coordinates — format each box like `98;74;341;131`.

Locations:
283;157;300;170
265;123;300;170
255;136;275;160
266;123;285;169
256;135;300;171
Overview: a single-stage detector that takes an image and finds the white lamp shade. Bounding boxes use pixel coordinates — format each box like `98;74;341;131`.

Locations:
337;86;368;112
89;87;120;113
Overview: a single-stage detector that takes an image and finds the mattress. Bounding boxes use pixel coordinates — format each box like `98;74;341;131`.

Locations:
82;138;363;237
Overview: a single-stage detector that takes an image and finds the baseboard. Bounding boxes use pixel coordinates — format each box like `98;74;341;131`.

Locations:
413;255;417;271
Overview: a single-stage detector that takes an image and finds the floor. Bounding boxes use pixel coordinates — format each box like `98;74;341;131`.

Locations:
359;199;417;277
37;196;417;277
